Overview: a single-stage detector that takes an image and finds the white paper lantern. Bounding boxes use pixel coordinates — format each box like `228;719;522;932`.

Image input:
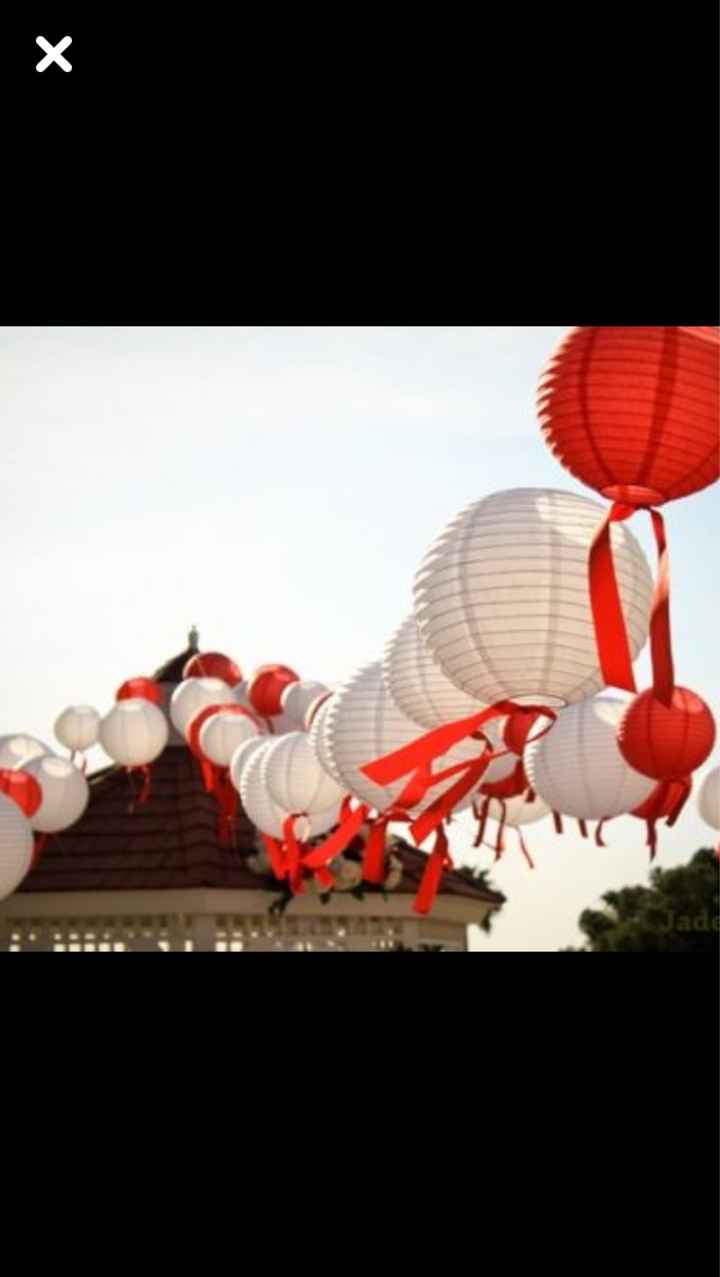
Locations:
383;615;487;728
0;735;53;771
23;755;90;834
240;743;339;840
170;678;237;737
413;488;654;709
199;710;259;768
230;736;271;795
54;705;101;752
261;731;345;815
308;694;344;785
482;791;551;829
99;699;169;766
698;768;720;831
267;711;299;737
478;718;517;788
0;792;33;901
280;680;331;726
322;661;485;815
525;698;656;821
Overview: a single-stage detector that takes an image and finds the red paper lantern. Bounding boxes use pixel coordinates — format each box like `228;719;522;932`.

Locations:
0;768;42;818
618;688;716;781
538;327;720;706
248;665;300;718
182;651;243;686
538;327;719;508
116;677;163;706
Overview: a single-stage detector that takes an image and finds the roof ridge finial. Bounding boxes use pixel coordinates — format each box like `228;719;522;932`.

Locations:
188;625;199;651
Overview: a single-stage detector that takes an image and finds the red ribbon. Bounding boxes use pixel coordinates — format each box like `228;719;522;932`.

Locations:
127;764;152;813
261;834;288;881
31;833;48;869
578;819;588;839
313;865;336;892
283;814;307;894
517;830;535;870
589;503;674;706
414;825;453;916
553;811;564;835
595;820;607;847
302;798;369;870
212;769;239;847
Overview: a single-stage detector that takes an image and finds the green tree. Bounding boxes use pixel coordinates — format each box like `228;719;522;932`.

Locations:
565;849;719;953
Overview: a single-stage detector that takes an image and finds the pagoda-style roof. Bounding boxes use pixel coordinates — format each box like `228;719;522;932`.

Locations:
18;646;503;909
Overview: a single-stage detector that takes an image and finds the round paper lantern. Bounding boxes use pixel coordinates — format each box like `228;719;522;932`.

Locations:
483;791;551;830
0;792;34;901
383;615;489;729
478;718;517;788
169;678;237;737
538;326;720;508
413;488;653;709
261;732;345;815
266;711;300;737
183;652;243;686
308;694;344;785
99;699;169;766
618;688;716;781
305;691;332;732
199;709;260;768
239;744;338;841
698;768;720;830
525;698;656;821
23;755;90;833
230;736;271;795
0;735;53;771
116;677;162;706
247;665;300;717
0;769;42;818
54;705;100;752
322;662;485;815
280;680;330;726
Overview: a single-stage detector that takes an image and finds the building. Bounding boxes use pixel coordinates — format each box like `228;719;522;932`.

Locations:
0;642;503;951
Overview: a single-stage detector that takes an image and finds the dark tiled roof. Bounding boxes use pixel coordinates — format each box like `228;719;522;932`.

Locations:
18;648;503;907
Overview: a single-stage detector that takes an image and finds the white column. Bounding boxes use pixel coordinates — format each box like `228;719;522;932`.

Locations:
190;915;217;952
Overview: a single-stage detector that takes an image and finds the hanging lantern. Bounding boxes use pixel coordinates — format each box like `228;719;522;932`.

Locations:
0;735;53;771
22;755;90;834
413;488;653;710
629;776;693;859
99;699;169;766
305;690;332;732
0;769;42;818
383;614;487;729
261;731;345;815
308;694;344;784
525;698;656;822
229;736;271;796
266;711;300;737
182;651;243;686
0;792;34;903
198;708;260;768
698;768;720;831
169;677;237;737
538;327;719;704
280;680;330;727
240;745;338;840
617;687;716;781
54;705;100;753
116;677;162;706
247;664;300;717
474;790;551;866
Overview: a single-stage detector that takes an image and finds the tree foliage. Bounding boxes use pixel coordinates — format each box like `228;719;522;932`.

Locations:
565;849;719;953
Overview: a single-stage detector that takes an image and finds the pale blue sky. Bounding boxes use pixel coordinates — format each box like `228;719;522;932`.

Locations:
1;326;717;950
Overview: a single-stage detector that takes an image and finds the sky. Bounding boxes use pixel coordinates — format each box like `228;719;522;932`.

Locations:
1;325;717;951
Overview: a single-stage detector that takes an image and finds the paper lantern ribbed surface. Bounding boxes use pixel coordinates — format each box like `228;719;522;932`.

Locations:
617;688;716;781
383;615;487;728
0;792;33;901
525;698;656;821
322;661;483;814
198;710;259;767
308;694;344;785
538;326;720;507
170;678;237;737
99;699;169;766
484;791;551;829
22;755;90;833
413;488;653;708
280;680;331;726
261;732;345;814
240;743;338;841
0;735;53;771
182;652;243;686
698;768;720;831
54;705;100;752
230;736;271;795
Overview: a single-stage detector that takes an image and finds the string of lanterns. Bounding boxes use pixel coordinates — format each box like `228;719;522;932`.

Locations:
0;326;717;914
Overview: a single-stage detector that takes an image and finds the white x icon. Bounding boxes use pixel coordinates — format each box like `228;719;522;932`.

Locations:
36;35;72;73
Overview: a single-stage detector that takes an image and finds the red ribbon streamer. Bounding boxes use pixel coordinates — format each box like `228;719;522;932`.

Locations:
589;503;674;706
283;814;306;894
414;826;453;916
595;820;607;847
262;834;288;881
127;764;152;813
553;811;564;835
517;830;535;870
302;799;369;870
31;833;48;869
